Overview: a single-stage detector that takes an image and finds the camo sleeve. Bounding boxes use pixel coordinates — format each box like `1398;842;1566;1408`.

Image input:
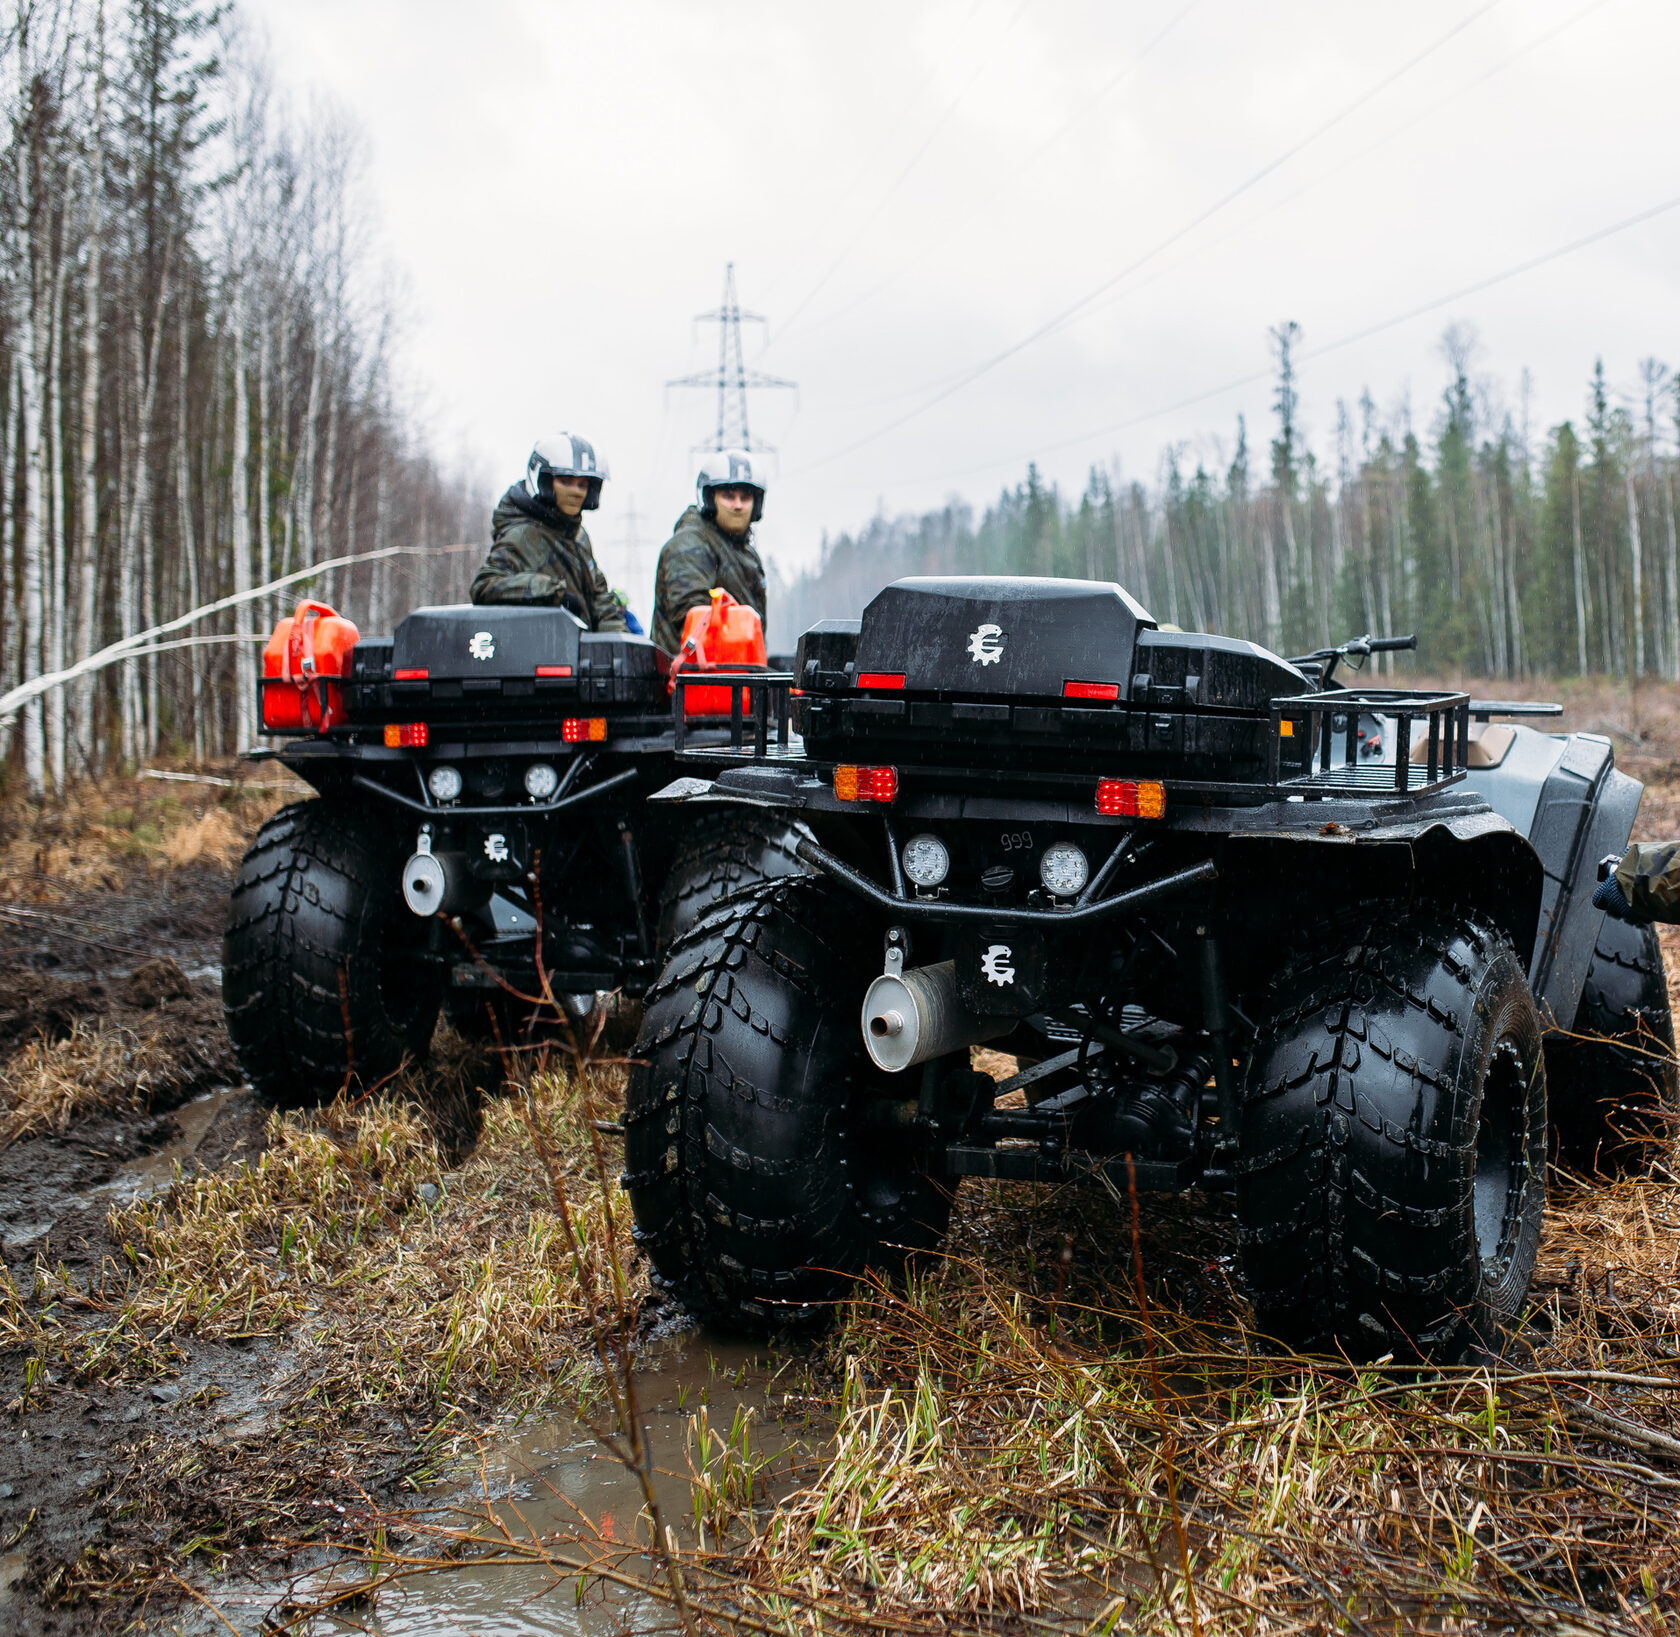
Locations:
1616;842;1680;924
652;536;719;653
470;537;563;605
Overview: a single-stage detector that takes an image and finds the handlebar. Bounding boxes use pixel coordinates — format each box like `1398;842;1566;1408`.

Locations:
1286;632;1417;686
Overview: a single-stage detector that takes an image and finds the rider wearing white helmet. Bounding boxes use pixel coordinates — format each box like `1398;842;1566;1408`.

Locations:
651;448;768;652
471;432;628;630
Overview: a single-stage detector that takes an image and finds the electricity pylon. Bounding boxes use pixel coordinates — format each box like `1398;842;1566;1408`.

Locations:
668;263;796;455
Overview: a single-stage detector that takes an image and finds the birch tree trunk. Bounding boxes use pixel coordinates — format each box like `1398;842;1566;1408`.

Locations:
1572;467;1590;674
1627;469;1645;676
16;98;48;796
45;200;69;787
231;281;256;752
76;101;104;767
1664;472;1680;683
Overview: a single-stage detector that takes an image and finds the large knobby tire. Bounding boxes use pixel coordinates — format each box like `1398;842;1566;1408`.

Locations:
623;877;952;1334
223;799;441;1104
653;809;808;952
1237;906;1546;1364
1546;915;1679;1174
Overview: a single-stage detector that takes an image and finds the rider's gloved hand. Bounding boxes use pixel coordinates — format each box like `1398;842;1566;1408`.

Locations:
1593;864;1646;925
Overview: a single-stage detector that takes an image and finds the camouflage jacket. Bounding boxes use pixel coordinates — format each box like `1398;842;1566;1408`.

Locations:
1615;842;1680;923
470;486;628;631
651;506;766;653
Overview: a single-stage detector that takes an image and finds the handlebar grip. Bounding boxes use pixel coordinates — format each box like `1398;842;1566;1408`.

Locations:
1367;634;1418;652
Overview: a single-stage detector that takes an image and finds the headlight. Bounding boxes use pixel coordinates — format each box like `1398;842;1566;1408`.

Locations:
901;833;950;889
524;762;560;800
1039;841;1089;898
427;764;463;802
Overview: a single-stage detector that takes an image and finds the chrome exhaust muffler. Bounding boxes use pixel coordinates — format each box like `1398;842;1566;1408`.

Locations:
862;958;1012;1072
402;829;489;917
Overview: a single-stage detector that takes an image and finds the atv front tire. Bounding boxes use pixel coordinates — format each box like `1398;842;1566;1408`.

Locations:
224;799;442;1103
624;877;951;1333
1238;906;1546;1363
1546;915;1678;1173
653;809;808;951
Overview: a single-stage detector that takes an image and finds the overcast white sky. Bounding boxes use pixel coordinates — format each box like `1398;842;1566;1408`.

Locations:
248;0;1680;626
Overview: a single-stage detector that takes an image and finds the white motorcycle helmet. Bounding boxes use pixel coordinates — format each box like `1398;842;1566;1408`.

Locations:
525;432;608;511
695;448;767;523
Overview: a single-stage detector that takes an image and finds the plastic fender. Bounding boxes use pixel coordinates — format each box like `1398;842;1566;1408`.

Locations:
1530;764;1642;1028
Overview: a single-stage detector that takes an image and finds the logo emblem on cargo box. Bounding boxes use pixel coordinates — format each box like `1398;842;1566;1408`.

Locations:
483;832;510;863
967;623;1005;665
980;944;1016;985
469;631;495;661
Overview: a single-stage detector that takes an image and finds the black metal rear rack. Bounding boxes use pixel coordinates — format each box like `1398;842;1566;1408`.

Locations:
1270;688;1470;796
670;669;796;755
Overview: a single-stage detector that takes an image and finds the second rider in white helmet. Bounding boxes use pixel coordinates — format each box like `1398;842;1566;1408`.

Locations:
651;449;768;653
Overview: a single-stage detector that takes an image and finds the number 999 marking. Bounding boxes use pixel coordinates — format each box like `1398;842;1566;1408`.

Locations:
999;830;1034;853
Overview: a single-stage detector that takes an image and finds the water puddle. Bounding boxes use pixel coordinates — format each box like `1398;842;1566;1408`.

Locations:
94;1085;235;1204
309;1328;823;1636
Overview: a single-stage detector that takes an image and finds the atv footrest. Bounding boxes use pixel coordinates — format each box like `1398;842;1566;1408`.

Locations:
945;1142;1195;1192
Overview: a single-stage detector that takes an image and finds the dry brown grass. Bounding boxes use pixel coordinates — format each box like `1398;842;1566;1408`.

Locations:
0;1018;211;1147
0;760;306;900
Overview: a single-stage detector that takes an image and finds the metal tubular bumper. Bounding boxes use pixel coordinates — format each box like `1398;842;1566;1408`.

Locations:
350;766;640;820
793;837;1216;928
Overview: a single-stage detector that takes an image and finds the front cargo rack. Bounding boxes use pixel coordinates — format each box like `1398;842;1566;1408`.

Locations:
1270;687;1470;796
671;669;796;755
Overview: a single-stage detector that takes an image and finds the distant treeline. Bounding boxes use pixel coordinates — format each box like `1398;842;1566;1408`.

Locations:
1;0;480;796
776;324;1680;681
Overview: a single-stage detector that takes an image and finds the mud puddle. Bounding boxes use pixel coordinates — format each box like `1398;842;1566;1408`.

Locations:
90;1085;236;1205
298;1329;825;1636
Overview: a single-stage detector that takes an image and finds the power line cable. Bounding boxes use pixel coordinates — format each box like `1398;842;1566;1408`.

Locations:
1053;0;1620;345
766;0;1034;347
769;0;1203;356
864;183;1680;498
790;0;1504;477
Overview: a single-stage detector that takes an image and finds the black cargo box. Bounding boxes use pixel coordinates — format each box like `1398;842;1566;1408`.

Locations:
345;605;665;722
792;577;1307;777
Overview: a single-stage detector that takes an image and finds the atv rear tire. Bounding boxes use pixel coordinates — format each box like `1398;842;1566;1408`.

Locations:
1238;906;1546;1363
653;809;807;951
224;799;442;1104
1546;916;1678;1173
624;877;951;1334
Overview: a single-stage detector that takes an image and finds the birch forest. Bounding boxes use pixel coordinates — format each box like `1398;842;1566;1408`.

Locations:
0;0;477;798
780;322;1680;681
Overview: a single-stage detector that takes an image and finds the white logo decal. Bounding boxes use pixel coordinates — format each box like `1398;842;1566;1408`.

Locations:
483;833;510;863
967;623;1005;665
980;944;1016;986
469;630;495;661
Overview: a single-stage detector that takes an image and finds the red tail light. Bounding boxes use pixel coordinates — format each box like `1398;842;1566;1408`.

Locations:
1096;778;1165;819
563;717;607;743
536;665;573;678
393;668;428;681
384;722;429;748
857;672;905;690
1064;680;1120;701
834;765;897;803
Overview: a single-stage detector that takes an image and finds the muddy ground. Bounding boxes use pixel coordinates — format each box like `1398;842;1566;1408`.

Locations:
4;707;1680;1634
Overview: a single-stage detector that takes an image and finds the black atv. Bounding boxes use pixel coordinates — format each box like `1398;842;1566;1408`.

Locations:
225;602;802;1102
624;576;1677;1362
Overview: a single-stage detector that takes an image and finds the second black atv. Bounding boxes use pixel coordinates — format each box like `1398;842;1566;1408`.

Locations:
624;576;1676;1362
224;599;802;1101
